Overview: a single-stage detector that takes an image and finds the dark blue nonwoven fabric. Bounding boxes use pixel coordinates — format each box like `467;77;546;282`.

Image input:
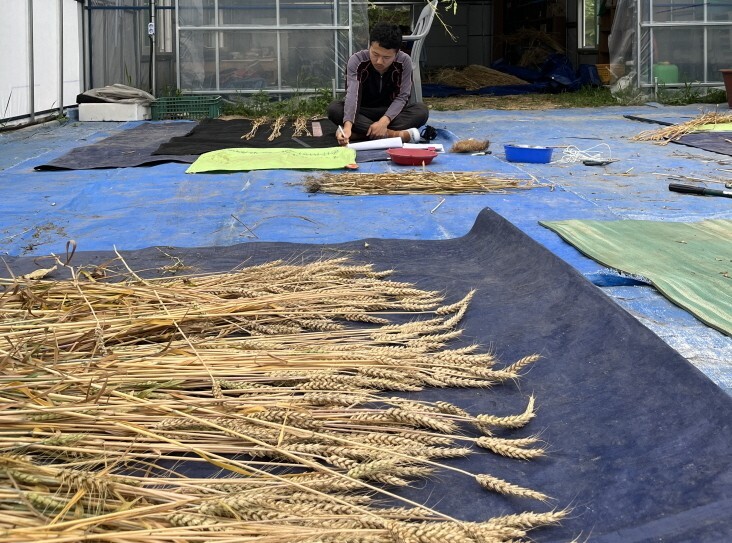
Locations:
674;131;732;157
32;120;397;169
34;121;199;170
6;208;731;542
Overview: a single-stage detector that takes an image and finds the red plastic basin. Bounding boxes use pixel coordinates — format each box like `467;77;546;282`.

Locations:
387;148;438;166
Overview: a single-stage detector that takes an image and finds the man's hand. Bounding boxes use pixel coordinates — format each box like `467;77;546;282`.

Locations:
366;117;390;139
336;124;351;146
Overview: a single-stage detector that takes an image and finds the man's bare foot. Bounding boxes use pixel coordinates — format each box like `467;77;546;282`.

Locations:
387;129;411;142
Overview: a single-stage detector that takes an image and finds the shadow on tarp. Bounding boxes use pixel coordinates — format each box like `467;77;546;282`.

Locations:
5;208;731;542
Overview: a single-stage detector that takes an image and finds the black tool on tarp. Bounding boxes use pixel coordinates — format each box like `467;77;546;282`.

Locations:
583;158;619;166
668;183;732;199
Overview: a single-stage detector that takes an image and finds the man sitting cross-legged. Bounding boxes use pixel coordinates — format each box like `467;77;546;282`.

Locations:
327;22;430;146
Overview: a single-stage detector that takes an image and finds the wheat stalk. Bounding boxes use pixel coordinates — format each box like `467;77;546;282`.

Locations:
0;257;565;541
241;116;269;140
304;171;536;195
292;116;312;137
631;110;732;144
268;115;287;141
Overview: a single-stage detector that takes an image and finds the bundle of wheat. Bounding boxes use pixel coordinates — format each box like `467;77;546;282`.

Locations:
304;171;535;195
0;257;565;542
632;111;732;144
268;115;288;141
241;116;268;140
292;116;313;137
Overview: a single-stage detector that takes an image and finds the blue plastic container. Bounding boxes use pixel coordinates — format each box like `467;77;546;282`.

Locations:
504;144;553;163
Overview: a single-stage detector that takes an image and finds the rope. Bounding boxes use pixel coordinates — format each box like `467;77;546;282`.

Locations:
553;143;613;164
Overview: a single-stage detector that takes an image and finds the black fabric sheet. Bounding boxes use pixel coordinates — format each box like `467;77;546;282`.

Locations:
674;131;732;157
152;117;342;155
623;114;675;126
34;122;199;171
6;209;731;542
35;120;387;171
422;82;543;98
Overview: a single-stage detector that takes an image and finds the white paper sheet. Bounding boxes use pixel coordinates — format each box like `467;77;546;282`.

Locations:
347;137;404;151
403;143;445;153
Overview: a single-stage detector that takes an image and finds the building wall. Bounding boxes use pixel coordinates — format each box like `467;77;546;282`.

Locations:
422;0;583;70
424;0;493;68
0;0;83;124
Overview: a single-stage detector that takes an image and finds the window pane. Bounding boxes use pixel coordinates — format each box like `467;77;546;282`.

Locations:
583;0;598;48
280;0;335;25
281;29;337;89
219;0;276;26
179;30;209;90
178;0;215;27
218;30;278;89
641;27;704;84
709;27;732;80
641;0;708;22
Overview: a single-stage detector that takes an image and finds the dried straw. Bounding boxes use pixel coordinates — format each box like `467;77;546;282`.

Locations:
451;139;491;153
292;116;312;137
431;65;528;90
503;29;565;54
268;115;287;141
0;257;566;542
502;29;565;69
304;171;536;195
632;111;732;145
241;116;269;140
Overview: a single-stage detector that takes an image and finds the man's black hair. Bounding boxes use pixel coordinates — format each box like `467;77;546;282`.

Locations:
369;22;403;51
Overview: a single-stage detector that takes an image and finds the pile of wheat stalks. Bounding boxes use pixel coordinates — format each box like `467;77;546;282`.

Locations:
0;257;566;542
305;171;536;195
431;65;528;90
632;111;732;144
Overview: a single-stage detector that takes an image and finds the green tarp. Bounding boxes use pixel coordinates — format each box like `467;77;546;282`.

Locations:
540;219;732;336
186;147;357;173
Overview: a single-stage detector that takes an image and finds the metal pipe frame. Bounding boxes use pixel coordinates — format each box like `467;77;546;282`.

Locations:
28;0;35;122
59;0;64;116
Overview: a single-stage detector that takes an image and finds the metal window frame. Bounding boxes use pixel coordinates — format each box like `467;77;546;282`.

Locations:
638;0;732;88
174;0;357;95
577;0;599;50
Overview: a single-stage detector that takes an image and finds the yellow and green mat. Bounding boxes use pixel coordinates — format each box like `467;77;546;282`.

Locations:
541;218;732;336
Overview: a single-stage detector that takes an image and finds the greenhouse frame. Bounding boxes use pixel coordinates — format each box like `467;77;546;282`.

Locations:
2;0;732;124
610;0;732;90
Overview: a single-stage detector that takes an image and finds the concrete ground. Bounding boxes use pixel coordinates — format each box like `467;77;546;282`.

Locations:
1;103;730;394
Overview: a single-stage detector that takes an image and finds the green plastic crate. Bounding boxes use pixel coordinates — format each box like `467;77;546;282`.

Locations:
151;95;222;121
